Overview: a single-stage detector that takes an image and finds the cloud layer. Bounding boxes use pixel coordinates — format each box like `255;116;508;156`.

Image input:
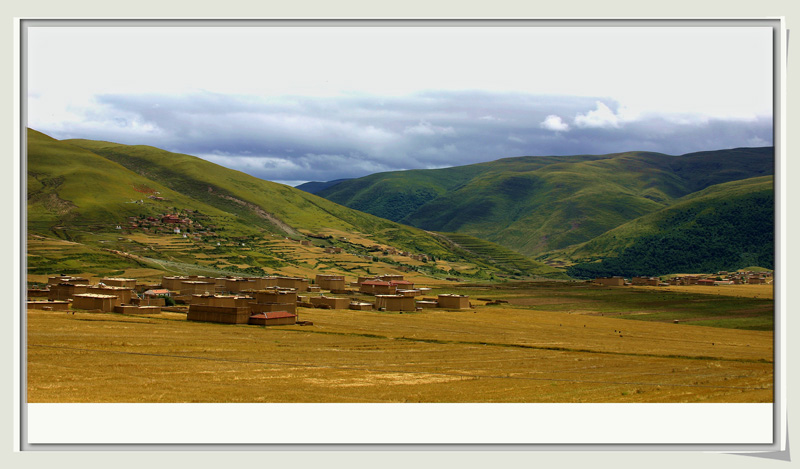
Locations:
30;91;773;185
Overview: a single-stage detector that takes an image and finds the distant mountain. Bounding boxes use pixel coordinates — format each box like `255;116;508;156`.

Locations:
561;176;774;278
295;179;352;194
27;129;564;280
317;148;774;257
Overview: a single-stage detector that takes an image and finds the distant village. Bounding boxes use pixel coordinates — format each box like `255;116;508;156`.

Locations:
27;272;472;326
594;271;773;287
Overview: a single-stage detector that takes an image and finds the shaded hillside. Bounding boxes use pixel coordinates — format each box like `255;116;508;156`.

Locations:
317;148;773;257
295;178;352;194
562;176;774;278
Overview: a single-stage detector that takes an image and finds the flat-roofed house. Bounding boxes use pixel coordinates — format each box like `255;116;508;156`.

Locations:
360;281;397;295
276;276;309;292
315;274;346;291
224;278;257;293
594;277;625;287
100;278;137;289
187;304;252;324
310;296;349;309
249;289;298;314
161;276;190;291
72;293;117;312
180;280;217;295
47;283;88;301
375;294;416;311
87;285;133;305
437;294;470;309
248;311;297;326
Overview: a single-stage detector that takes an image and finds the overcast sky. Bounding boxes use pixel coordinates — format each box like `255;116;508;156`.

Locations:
27;25;774;186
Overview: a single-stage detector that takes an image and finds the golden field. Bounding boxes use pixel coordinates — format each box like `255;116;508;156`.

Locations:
27;285;773;403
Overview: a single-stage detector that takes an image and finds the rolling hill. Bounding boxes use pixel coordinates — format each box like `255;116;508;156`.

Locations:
558;176;774;278
317;148;774;257
27;129;564;280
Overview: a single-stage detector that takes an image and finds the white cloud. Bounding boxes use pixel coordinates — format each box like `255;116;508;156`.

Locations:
540;115;570;132
574;102;625;129
403;121;455;136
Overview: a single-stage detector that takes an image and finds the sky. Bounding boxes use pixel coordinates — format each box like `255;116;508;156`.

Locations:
27;25;774;186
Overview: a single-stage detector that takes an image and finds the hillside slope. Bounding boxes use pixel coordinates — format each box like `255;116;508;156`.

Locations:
560;176;774;278
27;129;562;280
317;148;773;256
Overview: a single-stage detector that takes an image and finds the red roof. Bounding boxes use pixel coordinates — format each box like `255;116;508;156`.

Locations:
250;311;296;319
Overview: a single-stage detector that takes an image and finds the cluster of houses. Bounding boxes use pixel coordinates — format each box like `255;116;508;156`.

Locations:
117;212;218;238
594;270;773;287
27;271;474;327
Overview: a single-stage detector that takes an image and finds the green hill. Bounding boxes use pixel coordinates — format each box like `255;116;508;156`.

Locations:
318;148;773;257
27;129;563;280
560;176;774;278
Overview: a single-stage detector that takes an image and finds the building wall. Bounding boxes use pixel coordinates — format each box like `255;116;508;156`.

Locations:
249;315;296;326
437;295;470;309
375;295;416;311
72;294;116;312
101;278;137;288
249;302;297;314
48;284;88;301
27;301;70;311
187;305;251;324
595;277;625;286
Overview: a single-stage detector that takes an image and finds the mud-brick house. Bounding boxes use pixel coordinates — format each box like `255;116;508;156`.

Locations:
247;276;279;290
315;274;346;292
224;277;257;293
161;276;190;291
360;281;398;295
47;283;89;301
276;276;309;292
47;275;90;286
248;311;297;326
27;300;70;311
100;278;137;289
631;277;660;286
378;274;405;282
594;277;625;286
697;278;716;286
190;293;253;308
72;293;118;312
437;294;471;309
179;280;217;295
310;296;349;309
87;285;133;305
187;303;252;324
349;302;374;311
249;289;297;314
324;247;343;254
748;276;766;284
374;294;416;311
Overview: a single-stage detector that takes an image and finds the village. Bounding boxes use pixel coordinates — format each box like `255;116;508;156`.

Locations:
594;270;773;287
27;271;474;326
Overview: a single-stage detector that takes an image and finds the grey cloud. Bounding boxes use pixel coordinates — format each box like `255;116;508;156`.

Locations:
37;91;773;185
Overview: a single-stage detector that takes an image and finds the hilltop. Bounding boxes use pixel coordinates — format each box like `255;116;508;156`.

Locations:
316;148;773;258
27;129;563;281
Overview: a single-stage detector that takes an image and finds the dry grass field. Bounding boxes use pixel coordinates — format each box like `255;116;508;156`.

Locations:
27;284;773;403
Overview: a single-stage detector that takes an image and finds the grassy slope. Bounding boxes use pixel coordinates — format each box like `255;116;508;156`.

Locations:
28;129;563;279
62;136;466;259
548;176;774;263
559;176;774;277
27;129;235;234
317;148;773;257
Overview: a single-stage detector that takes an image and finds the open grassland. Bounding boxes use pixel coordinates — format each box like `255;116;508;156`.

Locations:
28;283;772;403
